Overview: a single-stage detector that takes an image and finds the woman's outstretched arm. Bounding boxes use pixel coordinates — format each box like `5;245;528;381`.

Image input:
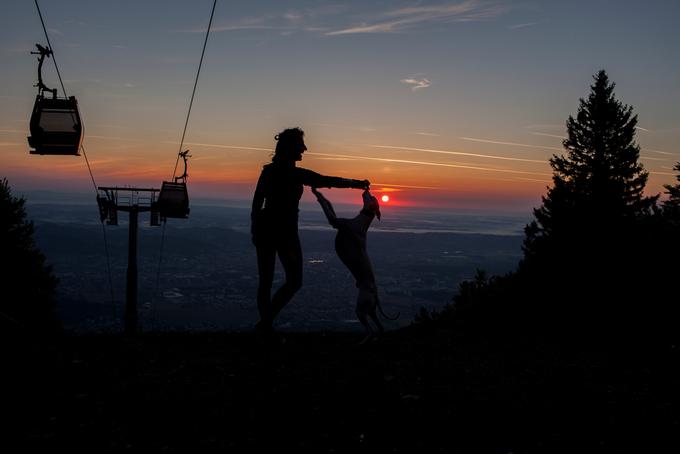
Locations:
298;168;369;190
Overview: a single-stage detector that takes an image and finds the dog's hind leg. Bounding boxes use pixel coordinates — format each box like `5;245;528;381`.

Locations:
356;287;376;344
366;289;384;336
369;306;384;335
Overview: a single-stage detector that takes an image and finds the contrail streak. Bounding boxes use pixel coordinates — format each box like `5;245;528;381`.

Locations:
459;136;563;151
529;132;566;140
307;152;551;177
372;182;446;190
645;148;674;155
183;142;272;152
368;144;545;163
169;142;273;152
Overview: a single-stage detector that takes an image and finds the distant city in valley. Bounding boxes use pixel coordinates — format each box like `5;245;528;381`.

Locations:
26;196;528;332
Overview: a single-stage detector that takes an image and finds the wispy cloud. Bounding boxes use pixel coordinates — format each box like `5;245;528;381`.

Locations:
415;132;440;137
640;155;668;162
182;5;345;34
312;156;357;161
87;135;140;142
307;152;550;177
459;136;563;151
181;15;275;33
368;144;545;163
529;132;566;140
312;122;376;132
525;124;564;130
372;182;446;190
645;148;675;155
326;0;508;35
509;22;537;30
167;142;272;152
512;176;551;183
401;78;431;91
179;2;506;37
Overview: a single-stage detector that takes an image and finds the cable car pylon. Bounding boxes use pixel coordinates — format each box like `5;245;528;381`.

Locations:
96;151;191;334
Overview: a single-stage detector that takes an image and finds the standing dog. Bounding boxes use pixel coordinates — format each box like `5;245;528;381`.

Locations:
312;188;398;342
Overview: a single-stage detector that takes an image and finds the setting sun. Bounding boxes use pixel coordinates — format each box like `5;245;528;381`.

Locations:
381;195;390;203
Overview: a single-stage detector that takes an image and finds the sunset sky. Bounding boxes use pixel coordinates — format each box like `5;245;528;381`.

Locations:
2;0;679;212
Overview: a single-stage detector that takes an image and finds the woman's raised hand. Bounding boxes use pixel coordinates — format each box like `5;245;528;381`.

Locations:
353;179;370;190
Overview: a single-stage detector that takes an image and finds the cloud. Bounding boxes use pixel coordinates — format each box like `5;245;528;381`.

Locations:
401;78;431;91
525;124;564;130
459;136;563;151
182;5;346;34
326;0;508;35
180;15;276;33
640;155;668;162
372;182;445;190
415;132;440;137
529;132;566;140
369;144;545;163
179;2;505;37
509;22;537;30
168;142;272;152
307;152;551;177
312;122;376;132
645;148;675;155
87;135;140;142
512;176;551;183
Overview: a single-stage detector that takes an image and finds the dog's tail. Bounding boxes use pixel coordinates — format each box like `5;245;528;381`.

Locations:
375;293;399;321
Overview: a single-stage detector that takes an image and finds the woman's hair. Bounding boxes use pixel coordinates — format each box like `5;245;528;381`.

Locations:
272;127;304;163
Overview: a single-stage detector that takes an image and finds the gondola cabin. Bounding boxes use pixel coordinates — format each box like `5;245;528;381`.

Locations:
28;95;83;155
157;181;190;219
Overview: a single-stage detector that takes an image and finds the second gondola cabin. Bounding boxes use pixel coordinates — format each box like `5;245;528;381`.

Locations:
157;181;190;220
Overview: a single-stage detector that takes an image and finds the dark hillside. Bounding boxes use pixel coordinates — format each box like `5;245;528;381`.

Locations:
7;330;678;452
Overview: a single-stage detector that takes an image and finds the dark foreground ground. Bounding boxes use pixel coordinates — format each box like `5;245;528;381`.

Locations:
6;328;679;452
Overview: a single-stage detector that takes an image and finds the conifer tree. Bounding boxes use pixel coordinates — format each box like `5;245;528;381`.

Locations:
0;178;58;331
524;70;656;262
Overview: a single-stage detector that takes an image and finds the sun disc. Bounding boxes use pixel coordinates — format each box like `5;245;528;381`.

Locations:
381;195;390;203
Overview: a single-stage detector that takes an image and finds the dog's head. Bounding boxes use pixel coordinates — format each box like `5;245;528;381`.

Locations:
362;190;381;220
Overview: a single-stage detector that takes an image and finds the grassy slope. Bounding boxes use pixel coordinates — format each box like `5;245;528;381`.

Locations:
7;328;679;452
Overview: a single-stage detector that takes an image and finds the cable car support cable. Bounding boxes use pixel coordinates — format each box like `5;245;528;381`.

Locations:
154;0;218;315
33;0;116;310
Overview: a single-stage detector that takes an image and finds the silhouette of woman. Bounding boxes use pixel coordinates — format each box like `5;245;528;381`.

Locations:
251;127;369;333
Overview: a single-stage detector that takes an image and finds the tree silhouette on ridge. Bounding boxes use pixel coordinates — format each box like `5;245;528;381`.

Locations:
0;178;58;332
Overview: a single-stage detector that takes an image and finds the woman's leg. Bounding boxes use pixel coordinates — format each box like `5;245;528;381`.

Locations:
270;232;303;320
255;239;276;328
